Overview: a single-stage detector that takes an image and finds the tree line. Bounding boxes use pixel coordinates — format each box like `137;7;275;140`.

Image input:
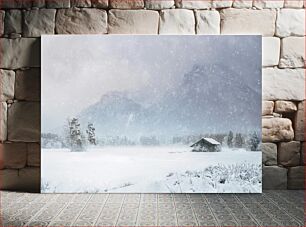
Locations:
42;117;261;151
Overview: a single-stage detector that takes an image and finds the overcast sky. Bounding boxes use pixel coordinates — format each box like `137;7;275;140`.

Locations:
42;35;261;132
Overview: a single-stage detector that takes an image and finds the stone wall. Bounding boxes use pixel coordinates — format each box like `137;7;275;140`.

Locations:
0;0;305;192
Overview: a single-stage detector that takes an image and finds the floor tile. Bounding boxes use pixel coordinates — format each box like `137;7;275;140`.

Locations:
0;190;303;227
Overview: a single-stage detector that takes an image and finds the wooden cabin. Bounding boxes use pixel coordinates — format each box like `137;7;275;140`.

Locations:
190;137;221;152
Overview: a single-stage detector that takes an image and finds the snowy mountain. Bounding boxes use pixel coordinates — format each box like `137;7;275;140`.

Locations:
150;64;261;134
79;64;261;137
78;91;147;137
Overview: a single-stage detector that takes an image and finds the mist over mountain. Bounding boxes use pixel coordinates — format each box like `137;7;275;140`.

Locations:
78;64;261;138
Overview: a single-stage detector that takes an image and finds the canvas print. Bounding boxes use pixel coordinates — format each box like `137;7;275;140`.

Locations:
41;35;262;193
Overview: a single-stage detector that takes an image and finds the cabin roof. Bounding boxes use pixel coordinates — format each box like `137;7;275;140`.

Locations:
190;137;220;147
203;137;220;145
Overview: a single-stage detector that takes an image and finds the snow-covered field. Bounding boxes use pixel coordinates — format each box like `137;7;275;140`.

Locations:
41;146;262;193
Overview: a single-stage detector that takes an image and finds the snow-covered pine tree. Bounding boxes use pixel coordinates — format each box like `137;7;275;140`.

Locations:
248;131;260;151
68;118;85;152
227;131;234;148
86;123;96;145
234;133;244;148
63;119;72;148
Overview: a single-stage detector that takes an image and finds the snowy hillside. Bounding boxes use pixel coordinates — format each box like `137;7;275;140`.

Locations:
41;146;261;193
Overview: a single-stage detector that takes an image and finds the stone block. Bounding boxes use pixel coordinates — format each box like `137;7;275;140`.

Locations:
159;9;195;34
195;10;220;34
71;0;91;7
262;68;305;101
274;101;297;113
262;37;280;66
56;8;107;34
262;118;294;142
27;143;40;167
32;0;46;8
0;69;15;102
278;141;301;166
280;37;305;68
91;0;108;8
288;166;304;189
263;166;287;189
232;0;253;8
108;10;159;34
262;143;277;165
276;9;305;37
19;167;40;192
23;9;56;37
284;0;304;8
253;0;284;8
0;10;4;35
0;38;40;69
0;102;7;142
301;142;305;165
0;168;40;192
46;0;70;8
145;0;175;9
0;0;32;9
220;9;276;36
0;143;27;169
212;0;233;8
15;69;41;101
0;169;18;190
4;9;22;35
262;101;274;115
109;0;144;8
294;101;305;141
8;102;40;142
175;0;212;9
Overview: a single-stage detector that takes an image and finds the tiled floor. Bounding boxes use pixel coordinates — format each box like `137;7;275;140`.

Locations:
1;190;304;226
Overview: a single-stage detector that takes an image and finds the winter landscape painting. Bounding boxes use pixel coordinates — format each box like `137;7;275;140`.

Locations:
41;35;262;193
